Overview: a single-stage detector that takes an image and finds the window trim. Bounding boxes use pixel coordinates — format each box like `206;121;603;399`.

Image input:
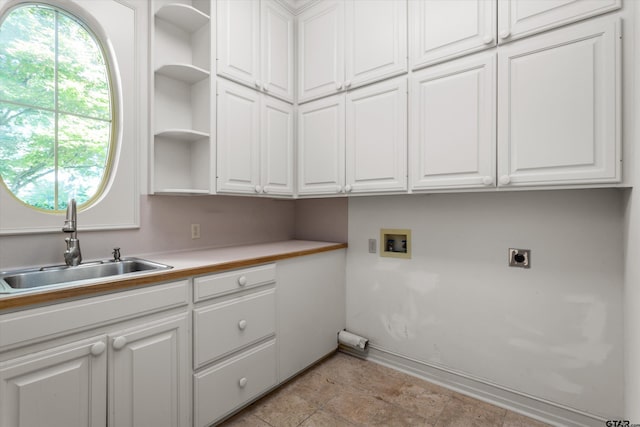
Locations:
0;0;140;235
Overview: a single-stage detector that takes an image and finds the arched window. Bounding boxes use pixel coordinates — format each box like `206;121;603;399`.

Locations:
0;3;114;212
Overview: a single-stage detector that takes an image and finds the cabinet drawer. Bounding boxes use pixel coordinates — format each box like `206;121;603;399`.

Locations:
194;339;276;427
194;288;275;368
193;264;275;302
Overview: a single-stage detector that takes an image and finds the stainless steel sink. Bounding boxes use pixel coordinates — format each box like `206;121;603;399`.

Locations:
0;258;172;293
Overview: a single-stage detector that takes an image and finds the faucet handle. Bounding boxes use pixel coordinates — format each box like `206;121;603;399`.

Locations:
112;247;121;262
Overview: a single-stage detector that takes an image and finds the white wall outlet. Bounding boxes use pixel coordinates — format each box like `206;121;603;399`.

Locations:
191;223;201;239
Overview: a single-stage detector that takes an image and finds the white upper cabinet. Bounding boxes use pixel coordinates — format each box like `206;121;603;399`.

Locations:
217;79;294;196
261;96;295;196
261;0;295;102
345;0;407;89
218;0;294;102
217;0;261;88
297;94;346;195
497;0;621;44
217;79;261;194
298;0;345;103
346;77;407;193
497;18;620;187
410;52;496;191
299;0;408;103
409;0;497;70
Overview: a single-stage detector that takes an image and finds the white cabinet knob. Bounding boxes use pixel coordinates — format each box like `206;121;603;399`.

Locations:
336;82;343;91
238;377;248;388
262;186;268;194
499;30;510;39
263;84;269;92
336;185;342;193
237;276;247;286
499;175;511;185
255;185;262;193
345;80;352;88
91;342;106;356
483;35;493;44
112;336;127;350
238;319;248;330
344;184;352;193
255;80;262;90
482;176;494;186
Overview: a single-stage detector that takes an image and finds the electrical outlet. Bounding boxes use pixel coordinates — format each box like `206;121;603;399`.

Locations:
509;248;530;268
191;224;200;239
368;238;376;253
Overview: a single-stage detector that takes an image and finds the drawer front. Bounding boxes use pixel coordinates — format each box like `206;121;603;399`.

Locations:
194;288;275;368
0;280;189;349
193;264;276;302
194;339;276;427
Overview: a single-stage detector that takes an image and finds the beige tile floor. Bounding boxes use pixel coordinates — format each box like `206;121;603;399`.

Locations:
219;352;551;427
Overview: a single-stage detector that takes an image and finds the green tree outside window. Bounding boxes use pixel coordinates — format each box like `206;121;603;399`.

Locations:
0;3;113;211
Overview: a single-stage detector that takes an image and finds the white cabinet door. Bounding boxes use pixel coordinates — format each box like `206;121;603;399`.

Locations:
277;250;346;382
297;94;346;195
410;52;496;190
217;0;261;88
345;0;407;89
262;96;294;196
409;0;496;70
109;314;189;427
217;79;261;194
497;0;621;44
298;0;345;103
0;337;107;427
497;18;620;187
261;0;294;102
346;77;407;194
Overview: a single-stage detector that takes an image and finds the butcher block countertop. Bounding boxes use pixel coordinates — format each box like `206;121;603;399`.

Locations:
0;240;347;312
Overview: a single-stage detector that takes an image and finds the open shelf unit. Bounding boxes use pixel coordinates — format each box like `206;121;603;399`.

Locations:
150;0;215;194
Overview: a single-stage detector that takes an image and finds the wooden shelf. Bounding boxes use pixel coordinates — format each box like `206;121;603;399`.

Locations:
155;3;209;34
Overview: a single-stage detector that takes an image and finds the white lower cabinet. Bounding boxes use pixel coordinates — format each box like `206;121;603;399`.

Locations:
0;336;108;427
109;314;190;427
194;340;277;427
192;265;277;426
0;281;190;427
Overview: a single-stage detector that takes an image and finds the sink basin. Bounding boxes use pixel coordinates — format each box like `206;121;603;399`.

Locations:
0;258;172;293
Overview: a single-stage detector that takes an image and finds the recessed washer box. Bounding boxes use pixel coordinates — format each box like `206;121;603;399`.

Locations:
380;229;411;259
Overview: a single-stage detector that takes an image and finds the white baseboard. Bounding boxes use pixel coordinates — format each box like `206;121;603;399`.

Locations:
340;344;607;427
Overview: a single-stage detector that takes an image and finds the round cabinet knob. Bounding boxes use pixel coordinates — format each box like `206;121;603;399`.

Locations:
255;80;262;89
345;80;352;88
499;30;510;40
344;184;352;193
91;342;106;356
255;185;262;193
112;336;127;350
238;319;248;330
237;276;247;286
482;176;494;186
499;175;511;185
336;82;343;91
483;35;493;45
262;186;268;194
336;185;342;193
238;377;248;388
263;84;269;92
